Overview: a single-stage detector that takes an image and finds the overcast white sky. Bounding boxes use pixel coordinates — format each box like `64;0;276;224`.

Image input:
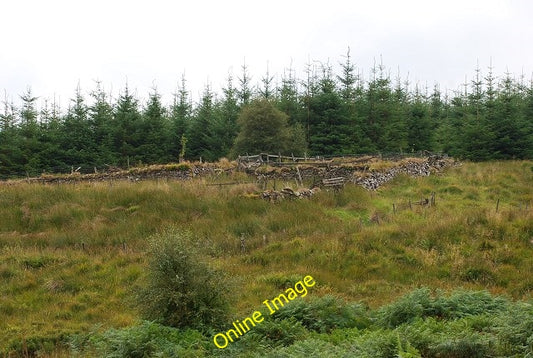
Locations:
1;0;532;107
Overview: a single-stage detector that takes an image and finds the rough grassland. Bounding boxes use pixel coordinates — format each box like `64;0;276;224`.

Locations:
0;161;532;355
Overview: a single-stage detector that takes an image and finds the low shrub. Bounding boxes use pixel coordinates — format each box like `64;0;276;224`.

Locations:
137;228;231;331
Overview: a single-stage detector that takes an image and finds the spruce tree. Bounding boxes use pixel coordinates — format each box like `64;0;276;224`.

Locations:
19;88;42;175
522;80;533;158
337;48;368;153
89;81;115;166
237;60;253;106
429;84;447;151
0;94;21;177
337;48;357;102
61;85;94;167
111;85;142;166
187;84;217;161
38;98;65;173
259;63;274;99
308;64;351;155
277;66;302;126
493;73;528;158
406;85;431;152
139;88;169;163
169;75;192;161
213;73;240;158
301;60;320;143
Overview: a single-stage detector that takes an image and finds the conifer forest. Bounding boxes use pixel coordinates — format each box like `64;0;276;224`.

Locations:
1;56;532;179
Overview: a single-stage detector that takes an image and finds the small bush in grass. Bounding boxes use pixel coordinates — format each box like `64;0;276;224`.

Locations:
137;228;231;331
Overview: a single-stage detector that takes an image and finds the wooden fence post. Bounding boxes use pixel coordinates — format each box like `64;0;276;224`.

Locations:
296;166;303;187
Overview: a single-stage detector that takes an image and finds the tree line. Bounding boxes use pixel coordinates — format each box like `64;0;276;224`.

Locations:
1;54;532;178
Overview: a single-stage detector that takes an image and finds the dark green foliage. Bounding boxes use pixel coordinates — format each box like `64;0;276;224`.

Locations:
89;82;115;166
70;288;533;358
109;86;143;166
187;85;218;161
232;99;306;156
139;89;170;163
211;75;240;158
137;228;231;330
0;59;532;178
308;69;353;155
376;288;510;328
168;75;192;161
248;318;308;347
272;295;370;332
60;86;95;167
376;288;434;328
72;322;209;358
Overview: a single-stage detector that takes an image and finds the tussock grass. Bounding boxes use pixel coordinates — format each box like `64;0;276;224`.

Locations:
0;160;532;355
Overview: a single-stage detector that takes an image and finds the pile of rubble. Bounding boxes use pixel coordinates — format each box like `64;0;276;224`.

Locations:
354;155;452;190
4;155;454;191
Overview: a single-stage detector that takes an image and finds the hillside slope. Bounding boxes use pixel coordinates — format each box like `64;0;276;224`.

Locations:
0;160;531;356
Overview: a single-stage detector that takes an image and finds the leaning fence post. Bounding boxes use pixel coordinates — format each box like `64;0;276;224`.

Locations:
496;198;500;213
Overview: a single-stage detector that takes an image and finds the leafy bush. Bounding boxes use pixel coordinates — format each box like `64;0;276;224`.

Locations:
137;228;231;330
